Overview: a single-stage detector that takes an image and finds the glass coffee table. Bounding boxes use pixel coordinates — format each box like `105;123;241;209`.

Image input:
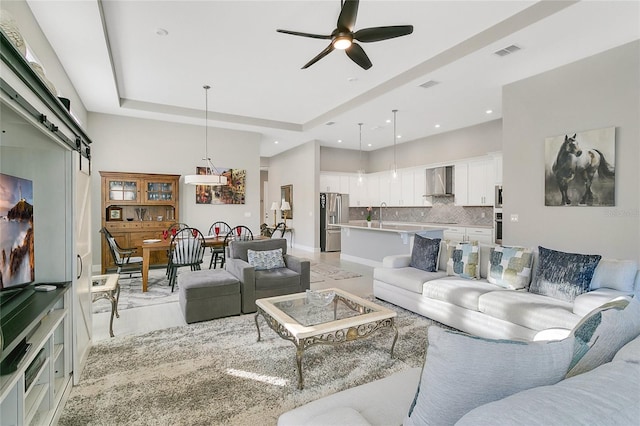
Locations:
255;288;398;389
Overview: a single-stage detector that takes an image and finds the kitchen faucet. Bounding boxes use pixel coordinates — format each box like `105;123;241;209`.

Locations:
380;202;387;227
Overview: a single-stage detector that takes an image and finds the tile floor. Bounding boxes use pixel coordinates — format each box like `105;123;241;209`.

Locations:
92;249;375;342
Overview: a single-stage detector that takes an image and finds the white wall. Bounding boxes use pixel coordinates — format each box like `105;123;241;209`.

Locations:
503;40;640;262
88;113;262;270
267;141;320;252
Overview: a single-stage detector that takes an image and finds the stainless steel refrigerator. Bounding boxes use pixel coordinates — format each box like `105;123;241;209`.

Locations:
320;192;349;252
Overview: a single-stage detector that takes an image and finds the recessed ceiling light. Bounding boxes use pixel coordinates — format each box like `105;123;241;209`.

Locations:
155;28;169;36
397;135;402;139
385;119;391;124
486;109;493;114
367;143;372;147
435;124;441;128
274;140;279;144
347;77;358;82
338;139;342;143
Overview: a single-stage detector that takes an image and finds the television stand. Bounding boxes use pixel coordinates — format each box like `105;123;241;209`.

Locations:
0;338;31;374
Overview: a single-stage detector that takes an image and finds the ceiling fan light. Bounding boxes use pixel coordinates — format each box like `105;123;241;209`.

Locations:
333;36;352;50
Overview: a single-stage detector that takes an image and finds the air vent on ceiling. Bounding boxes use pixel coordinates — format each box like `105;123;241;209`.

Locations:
494;44;521;57
325;121;336;126
419;80;439;89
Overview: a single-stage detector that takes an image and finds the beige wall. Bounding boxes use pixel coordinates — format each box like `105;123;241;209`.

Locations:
88;113;262;269
502;40;640;262
267;141;320;252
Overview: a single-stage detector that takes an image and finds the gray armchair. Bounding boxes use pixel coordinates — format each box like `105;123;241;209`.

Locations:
225;238;310;313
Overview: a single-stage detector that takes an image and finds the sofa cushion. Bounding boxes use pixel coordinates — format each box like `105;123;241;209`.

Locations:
247;248;285;270
278;367;421;426
374;266;447;294
529;246;601;302
446;242;480;280
572;288;632;316
487;246;534;290
478;290;580;331
422;277;505;311
404;327;574;426
613;334;640;363
567;296;640;378
409;235;441;272
254;268;300;291
590;258;638;291
455;356;640;426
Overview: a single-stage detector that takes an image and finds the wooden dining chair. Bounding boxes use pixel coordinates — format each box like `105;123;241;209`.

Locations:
221;226;254;269
271;222;287;238
167;227;206;292
208;221;231;269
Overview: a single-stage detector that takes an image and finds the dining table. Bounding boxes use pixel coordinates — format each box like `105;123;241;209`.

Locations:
140;235;268;292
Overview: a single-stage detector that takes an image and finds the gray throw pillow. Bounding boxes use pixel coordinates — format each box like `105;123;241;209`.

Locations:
404;327;574;426
567;296;640;378
409;235;441;272
529;246;601;302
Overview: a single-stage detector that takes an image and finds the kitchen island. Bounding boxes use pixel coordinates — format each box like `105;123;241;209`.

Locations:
335;221;446;267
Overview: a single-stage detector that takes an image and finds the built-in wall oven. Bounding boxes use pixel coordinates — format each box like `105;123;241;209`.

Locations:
495;185;503;208
495;211;503;244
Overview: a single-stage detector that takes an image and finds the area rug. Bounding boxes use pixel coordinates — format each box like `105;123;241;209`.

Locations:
309;262;362;283
94;262;363;313
59;302;436;425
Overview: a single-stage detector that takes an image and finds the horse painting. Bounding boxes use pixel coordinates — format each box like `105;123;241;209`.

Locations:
550;133;615;206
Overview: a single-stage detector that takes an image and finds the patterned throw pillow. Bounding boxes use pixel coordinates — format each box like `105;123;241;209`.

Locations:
409;235;441;272
247;248;285;271
566;296;640;378
446;242;480;279
529;247;601;302
487;246;534;289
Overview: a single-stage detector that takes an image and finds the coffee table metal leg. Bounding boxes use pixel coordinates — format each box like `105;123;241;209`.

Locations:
295;345;305;390
254;312;262;342
389;322;399;358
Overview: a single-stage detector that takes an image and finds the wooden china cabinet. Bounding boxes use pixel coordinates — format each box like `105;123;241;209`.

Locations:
100;171;181;273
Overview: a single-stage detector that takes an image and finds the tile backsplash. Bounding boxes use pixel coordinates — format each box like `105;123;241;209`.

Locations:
349;196;494;227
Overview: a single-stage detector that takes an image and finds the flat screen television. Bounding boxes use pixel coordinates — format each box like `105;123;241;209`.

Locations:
0;172;35;292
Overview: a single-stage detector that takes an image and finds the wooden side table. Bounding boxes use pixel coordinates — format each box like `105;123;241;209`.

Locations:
91;274;120;337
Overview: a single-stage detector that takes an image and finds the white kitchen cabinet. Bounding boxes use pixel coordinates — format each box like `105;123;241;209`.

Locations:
366;174;380;206
319;173;340;192
399;170;414;206
379;172;391;205
443;226;493;244
454;162;469;206
414;169;431;206
455;157;496;206
340;175;351;193
492;153;503;185
349;175;367;206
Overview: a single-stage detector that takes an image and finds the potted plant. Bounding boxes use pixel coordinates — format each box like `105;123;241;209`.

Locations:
366;207;372;227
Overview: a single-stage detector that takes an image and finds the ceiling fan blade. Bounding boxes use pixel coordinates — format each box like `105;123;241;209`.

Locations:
346;43;372;70
302;43;335;69
354;25;414;43
276;29;332;40
337;0;359;32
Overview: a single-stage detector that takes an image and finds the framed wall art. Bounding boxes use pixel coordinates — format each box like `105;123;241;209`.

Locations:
544;126;615;206
195;166;246;205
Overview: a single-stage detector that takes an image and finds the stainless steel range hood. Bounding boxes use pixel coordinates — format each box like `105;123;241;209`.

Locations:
425;166;454;196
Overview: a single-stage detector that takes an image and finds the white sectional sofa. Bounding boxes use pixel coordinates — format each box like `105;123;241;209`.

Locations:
373;243;640;341
279;331;640;426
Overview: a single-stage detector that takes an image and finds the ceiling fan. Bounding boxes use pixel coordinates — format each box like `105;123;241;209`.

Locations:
277;0;413;70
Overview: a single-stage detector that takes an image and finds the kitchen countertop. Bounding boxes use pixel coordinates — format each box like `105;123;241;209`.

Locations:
336;221;492;231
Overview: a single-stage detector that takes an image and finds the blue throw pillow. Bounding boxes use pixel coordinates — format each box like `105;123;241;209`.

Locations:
529;246;601;302
409;235;441;272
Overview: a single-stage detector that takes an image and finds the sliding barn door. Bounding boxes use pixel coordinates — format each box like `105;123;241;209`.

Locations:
73;151;92;384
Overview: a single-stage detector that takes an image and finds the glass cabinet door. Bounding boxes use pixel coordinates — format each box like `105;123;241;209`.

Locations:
108;180;138;202
145;180;174;202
